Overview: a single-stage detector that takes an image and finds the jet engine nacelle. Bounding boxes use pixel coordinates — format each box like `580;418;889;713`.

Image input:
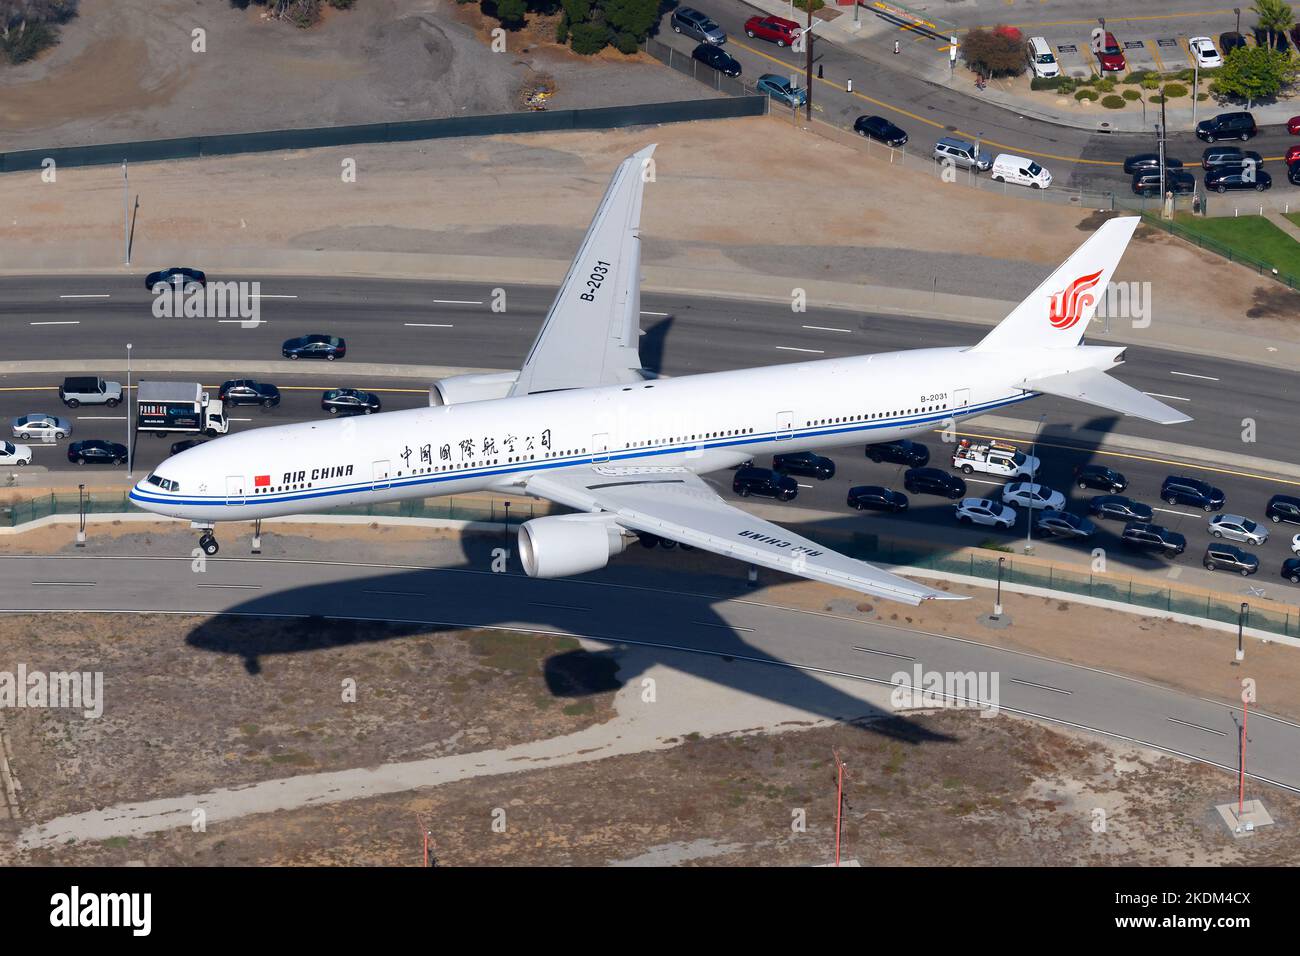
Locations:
429;371;519;407
518;514;631;579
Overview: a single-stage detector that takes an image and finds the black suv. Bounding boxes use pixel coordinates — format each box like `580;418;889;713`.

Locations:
1266;494;1300;525
853;115;908;147
866;439;929;467
1203;543;1259;576
1133;170;1196;196
691;43;741;76
1123;153;1184;175
1202;146;1262;170
1161;475;1225;512
68;439;127;465
1089;495;1153;523
145;266;206;290
1289;161;1300;187
219;380;281;407
1121;521;1186;555
1283;558;1300;584
904;467;966;499
773;451;834;480
847;485;908;513
1074;464;1127;493
1195;111;1257;142
734;466;797;501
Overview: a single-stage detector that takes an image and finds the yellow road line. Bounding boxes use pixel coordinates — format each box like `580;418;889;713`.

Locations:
730;38;1123;166
946;428;1300;488
1148;40;1168;73
1178;36;1197;68
981;8;1235;30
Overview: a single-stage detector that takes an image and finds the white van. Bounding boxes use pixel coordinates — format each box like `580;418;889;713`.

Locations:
991;153;1052;189
1027;36;1060;78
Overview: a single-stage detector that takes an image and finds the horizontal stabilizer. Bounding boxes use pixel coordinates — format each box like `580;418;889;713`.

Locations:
1019;367;1192;425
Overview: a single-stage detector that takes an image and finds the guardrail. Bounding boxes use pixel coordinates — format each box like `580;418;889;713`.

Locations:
0;97;767;173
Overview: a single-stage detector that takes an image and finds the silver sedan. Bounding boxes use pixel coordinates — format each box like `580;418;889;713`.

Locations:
1208;513;1268;546
11;413;72;441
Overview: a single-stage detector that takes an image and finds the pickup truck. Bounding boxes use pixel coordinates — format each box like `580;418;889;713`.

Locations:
951;439;1039;479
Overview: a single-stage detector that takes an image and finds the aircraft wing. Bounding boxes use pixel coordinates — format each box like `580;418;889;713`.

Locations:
524;466;964;606
508;146;655;397
1018;367;1192;425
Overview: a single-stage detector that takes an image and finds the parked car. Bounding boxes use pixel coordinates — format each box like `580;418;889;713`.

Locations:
283;334;346;360
1035;510;1096;540
671;7;726;45
1291;533;1300;555
854;115;908;147
773;451;834;480
1196;111;1257;142
1281;558;1300;584
1286;144;1300;164
1073;464;1127;493
145;266;206;290
219;380;281;407
1266;494;1300;525
866;439;929;467
11;413;71;441
756;74;807;108
0;440;32;466
1208;513;1269;546
1202;146;1263;169
1188;36;1223;69
1289;161;1300;187
733;466;797;501
955;497;1017;529
170;438;207;456
1121;521;1186;556
1002;481;1065;511
1289;116;1300;135
847;485;908;513
1096;31;1126;72
1133;170;1196;196
1026;36;1060;78
904;467;966;499
1123;153;1184;174
691;43;741;76
1219;31;1247;54
933;136;992;172
1089;495;1153;523
1161;475;1224;511
1206;167;1271;192
1203;542;1259;576
744;15;801;47
991;153;1052;189
321;388;382;415
68;439;127;465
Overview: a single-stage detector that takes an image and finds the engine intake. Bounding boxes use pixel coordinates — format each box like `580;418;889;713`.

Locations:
429;371;519;407
518;514;630;579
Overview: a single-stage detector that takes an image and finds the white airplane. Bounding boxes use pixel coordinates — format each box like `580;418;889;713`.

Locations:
131;145;1190;606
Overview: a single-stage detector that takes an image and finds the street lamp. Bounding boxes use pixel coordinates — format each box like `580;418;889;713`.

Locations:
994;555;1005;618
125;343;133;479
1234;7;1241;36
1237;602;1248;662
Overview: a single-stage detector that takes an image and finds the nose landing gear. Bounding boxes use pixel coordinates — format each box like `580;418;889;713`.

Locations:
192;521;220;556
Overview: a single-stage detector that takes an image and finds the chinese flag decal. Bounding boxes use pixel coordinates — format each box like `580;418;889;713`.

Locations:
254;475;270;487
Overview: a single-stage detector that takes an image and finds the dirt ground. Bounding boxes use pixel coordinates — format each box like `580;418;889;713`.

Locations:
0;0;706;148
12;706;1297;866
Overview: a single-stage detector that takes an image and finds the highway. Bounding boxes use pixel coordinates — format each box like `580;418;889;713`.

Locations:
658;0;1300;191
4;273;1300;600
2;552;1296;794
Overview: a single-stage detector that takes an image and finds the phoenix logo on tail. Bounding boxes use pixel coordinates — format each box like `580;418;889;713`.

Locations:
1048;269;1103;330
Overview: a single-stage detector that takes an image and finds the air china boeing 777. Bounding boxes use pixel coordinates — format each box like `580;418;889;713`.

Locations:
131;145;1190;606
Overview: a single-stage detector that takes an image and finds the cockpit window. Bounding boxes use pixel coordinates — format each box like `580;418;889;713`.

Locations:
146;473;179;492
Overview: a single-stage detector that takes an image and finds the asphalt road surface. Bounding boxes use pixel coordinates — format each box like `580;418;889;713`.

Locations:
2;552;1295;793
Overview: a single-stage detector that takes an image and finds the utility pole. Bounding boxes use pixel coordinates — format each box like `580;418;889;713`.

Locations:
832;750;847;866
1192;59;1200;131
125;343;133;479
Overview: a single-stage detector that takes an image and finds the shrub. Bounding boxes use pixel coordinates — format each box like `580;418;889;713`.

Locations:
1122;70;1153;84
569;21;607;54
1;21;57;63
1101;94;1126;108
1058;76;1078;93
1149;93;1166;103
1163;82;1188;97
1030;76;1066;90
793;0;824;10
556;17;569;43
612;30;639;54
1096;76;1116;93
1122;88;1140;100
1075;88;1098;101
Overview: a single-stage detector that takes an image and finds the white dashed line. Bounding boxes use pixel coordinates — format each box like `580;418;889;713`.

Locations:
249;294;296;299
58;294;110;299
1143;391;1190;402
775;346;824;354
1009;677;1072;695
1153;507;1200;519
1167;716;1228;737
30;321;79;326
640;310;670;317
433;299;482;305
404;323;454;328
1169;371;1219;381
801;325;852;333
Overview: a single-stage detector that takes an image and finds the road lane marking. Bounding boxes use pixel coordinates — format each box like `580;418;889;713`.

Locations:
362;589;424;597
529;601;592;612
802;325;853;333
797;483;814;488
76;416;124;421
194;584;261;590
58;294;109;299
775;346;824;354
640;310;670;317
404;323;454;328
1153;507;1201;519
1170;371;1219;381
31;581;95;586
433;299;482;305
249;294;296;299
1142;391;1190;402
852;644;915;661
1167;716;1228;737
692;620;755;632
1009;677;1072;695
30;321;79;326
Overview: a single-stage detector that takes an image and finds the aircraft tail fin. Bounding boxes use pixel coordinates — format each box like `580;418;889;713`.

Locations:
973;216;1139;353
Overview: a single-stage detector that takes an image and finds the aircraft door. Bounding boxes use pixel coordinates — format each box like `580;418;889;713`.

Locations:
372;460;391;491
776;410;794;440
225;475;245;506
592;433;610;463
952;388;970;413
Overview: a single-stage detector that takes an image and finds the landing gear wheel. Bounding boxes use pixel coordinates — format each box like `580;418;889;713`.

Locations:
199;533;219;556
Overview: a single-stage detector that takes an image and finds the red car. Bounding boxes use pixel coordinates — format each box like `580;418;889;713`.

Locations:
744;15;801;47
1287;144;1300;165
1097;31;1126;71
1288;116;1300;135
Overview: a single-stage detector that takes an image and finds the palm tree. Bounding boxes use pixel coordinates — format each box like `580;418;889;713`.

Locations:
1252;0;1296;50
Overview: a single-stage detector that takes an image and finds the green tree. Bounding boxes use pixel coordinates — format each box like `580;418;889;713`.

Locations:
569;20;608;54
494;0;528;28
959;26;1027;78
1211;44;1298;106
602;0;658;42
1251;0;1295;48
562;0;590;22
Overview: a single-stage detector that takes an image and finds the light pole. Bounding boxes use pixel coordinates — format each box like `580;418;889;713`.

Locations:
1192;58;1200;131
125;343;133;479
1025;414;1045;553
1234;7;1241;36
122;161;130;266
832;750;847;866
76;483;86;547
994;556;1005;617
1237;602;1248;662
